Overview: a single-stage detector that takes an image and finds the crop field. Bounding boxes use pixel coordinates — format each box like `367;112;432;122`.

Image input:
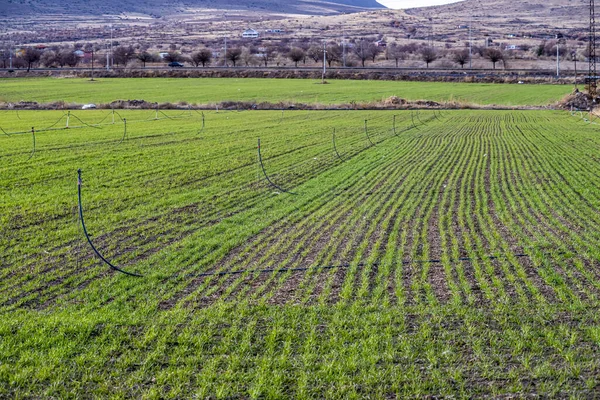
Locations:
0;77;572;106
1;108;600;397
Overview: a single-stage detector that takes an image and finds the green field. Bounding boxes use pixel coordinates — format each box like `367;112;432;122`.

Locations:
0;77;572;106
2;108;600;397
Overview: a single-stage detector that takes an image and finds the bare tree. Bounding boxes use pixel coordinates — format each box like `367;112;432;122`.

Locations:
22;48;41;71
226;48;242;67
191;49;212;67
113;46;135;67
369;44;382;63
288;47;305;67
452;49;470;68
136;51;156;68
60;51;80;68
0;48;10;69
354;40;372;67
307;45;322;63
241;48;258;67
41;51;59;68
420;46;438;68
258;47;275;67
163;52;181;63
326;44;342;67
386;44;405;68
484;48;504;69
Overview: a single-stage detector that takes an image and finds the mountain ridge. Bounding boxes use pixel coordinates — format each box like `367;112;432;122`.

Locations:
0;0;385;18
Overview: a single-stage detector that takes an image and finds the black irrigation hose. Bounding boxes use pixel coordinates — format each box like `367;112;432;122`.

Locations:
416;110;425;125
77;169;143;277
27;127;36;160
332;128;344;161
364;119;375;146
410;111;420;130
177;252;564;279
257;138;296;194
198;112;205;134
113;110;126;122
117;118;127;144
43;114;67;131
1;126;11;136
393;115;397;136
69;113;102;129
15;109;21;120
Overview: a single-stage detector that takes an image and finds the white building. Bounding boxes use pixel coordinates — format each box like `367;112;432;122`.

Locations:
242;29;259;39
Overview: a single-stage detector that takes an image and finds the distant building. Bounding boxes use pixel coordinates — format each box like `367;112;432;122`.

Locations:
376;40;387;47
242;29;259;39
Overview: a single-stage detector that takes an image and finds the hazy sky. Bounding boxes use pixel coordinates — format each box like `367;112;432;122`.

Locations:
377;0;463;9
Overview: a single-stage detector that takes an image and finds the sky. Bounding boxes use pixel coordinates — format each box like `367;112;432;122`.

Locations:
376;0;464;9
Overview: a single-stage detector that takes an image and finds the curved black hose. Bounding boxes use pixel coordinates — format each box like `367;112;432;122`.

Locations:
27;127;36;160
416;110;425;125
257;138;296;194
77;169;143;277
113;110;126;122
42;114;67;130
392;115;397;136
198;112;205;134
16;109;21;120
332;129;344;161
70;113;102;129
117;118;127;144
1;126;11;136
364;119;375;146
410;111;420;130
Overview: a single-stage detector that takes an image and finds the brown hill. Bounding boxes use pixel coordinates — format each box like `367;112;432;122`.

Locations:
0;0;384;18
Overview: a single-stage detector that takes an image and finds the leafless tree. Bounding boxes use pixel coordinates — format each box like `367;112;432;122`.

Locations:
420;46;438;68
241;48;258;67
113;46;135;67
326;44;342;67
22;48;41;71
452;49;470;68
226;48;242;67
258;47;275;67
307;45;322;63
386;44;405;68
163;52;182;63
191;49;212;67
354;40;372;67
484;48;504;69
136;51;156;68
60;51;80;68
288;47;305;67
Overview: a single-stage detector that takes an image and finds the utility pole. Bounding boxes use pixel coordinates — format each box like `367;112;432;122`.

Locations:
91;49;94;81
106;43;110;71
322;41;327;84
342;35;346;68
224;37;228;67
557;34;561;78
110;23;113;68
589;0;597;98
573;50;578;90
469;15;473;69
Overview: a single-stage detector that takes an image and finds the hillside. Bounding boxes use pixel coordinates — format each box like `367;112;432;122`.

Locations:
407;0;588;36
0;0;384;18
